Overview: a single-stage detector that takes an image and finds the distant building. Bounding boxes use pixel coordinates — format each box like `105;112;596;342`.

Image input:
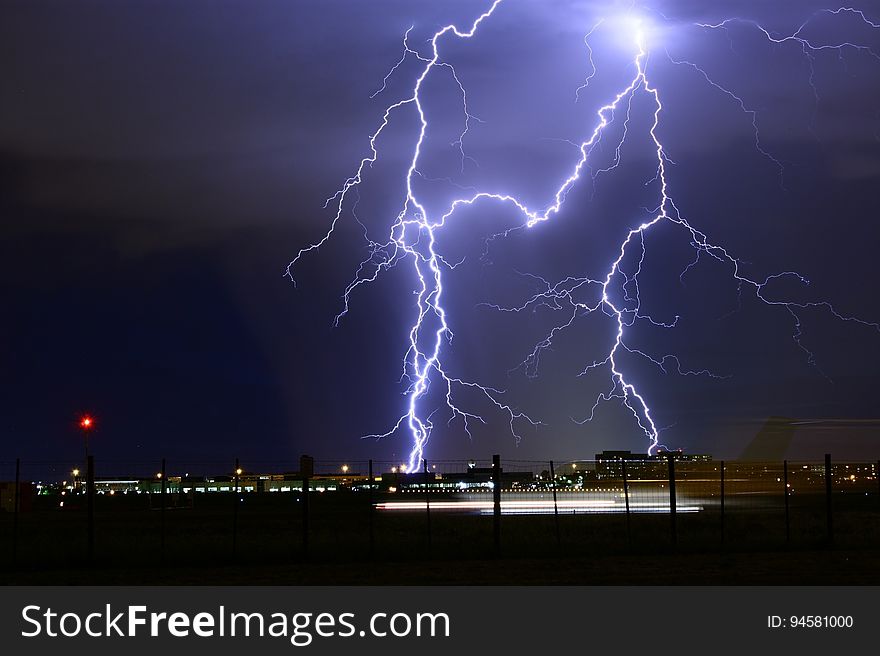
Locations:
652;448;712;462
594;449;713;478
595;451;653;478
595;450;646;463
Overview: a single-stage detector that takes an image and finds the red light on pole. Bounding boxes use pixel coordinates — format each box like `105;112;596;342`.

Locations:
79;414;95;458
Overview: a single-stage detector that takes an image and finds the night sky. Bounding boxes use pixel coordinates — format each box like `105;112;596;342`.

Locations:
3;0;880;469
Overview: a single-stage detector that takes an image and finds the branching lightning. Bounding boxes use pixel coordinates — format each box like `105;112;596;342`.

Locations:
288;1;880;469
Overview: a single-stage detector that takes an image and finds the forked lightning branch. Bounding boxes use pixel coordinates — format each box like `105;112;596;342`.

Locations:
288;1;880;471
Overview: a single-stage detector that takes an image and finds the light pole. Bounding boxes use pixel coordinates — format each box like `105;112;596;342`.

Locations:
79;414;96;564
79;415;94;461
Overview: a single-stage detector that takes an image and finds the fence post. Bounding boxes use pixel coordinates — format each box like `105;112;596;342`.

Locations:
719;460;725;546
160;457;167;561
783;460;790;544
825;453;833;546
423;459;432;553
232;458;239;559
621;459;631;545
667;454;676;547
86;455;95;564
302;471;310;559
368;459;375;557
549;460;561;548
492;454;501;556
13;458;20;565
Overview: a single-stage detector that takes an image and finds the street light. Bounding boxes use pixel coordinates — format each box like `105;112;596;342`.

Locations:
341;464;349;474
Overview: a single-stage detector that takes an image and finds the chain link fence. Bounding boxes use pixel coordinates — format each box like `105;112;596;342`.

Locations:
1;455;879;570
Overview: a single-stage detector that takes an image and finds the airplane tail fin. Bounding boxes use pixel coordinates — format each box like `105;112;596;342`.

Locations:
738;416;796;461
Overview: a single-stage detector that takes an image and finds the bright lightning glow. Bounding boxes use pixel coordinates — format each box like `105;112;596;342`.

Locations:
289;2;880;466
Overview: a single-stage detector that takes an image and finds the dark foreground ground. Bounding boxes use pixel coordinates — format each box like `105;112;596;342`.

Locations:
7;548;880;585
4;491;880;584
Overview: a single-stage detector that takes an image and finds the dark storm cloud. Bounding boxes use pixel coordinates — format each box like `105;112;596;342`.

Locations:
2;0;879;467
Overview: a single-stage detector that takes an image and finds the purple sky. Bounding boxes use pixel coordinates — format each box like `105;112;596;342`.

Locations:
2;0;880;473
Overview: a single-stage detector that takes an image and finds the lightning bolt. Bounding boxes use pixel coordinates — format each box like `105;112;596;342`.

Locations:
288;1;880;467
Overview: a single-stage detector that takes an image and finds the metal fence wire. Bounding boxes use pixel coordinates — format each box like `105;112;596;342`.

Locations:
1;455;878;568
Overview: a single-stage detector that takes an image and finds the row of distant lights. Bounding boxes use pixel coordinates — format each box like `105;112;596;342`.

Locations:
70;467;247;479
62;461;876;481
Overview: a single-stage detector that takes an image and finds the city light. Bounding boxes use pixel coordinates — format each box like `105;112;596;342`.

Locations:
341;464;349;473
80;415;94;430
72;468;80;477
